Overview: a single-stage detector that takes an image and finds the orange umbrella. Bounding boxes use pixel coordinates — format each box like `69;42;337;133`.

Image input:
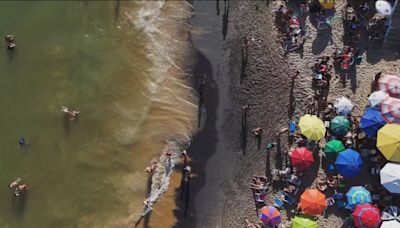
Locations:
299;189;327;216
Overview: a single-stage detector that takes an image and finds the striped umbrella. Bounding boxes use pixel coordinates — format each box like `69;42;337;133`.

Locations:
379;74;400;97
380;97;400;124
346;186;372;208
352;203;381;228
260;206;281;226
381;206;400;228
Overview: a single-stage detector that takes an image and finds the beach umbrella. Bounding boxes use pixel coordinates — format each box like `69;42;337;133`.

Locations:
353;204;381;228
260;206;281;226
335;96;354;116
330;116;350;136
353;203;381;228
369;91;389;108
377;124;400;162
299;189;327;216
291;148;314;171
375;0;392;16
381;220;400;228
379;74;400;97
291;216;317;228
335;149;363;178
381;206;400;228
324;139;345;159
319;0;335;10
380;97;400;124
380;163;400;194
298;114;326;141
360;108;386;138
346;186;372;208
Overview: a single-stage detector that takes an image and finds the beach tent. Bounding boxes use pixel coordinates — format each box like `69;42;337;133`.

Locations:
298;114;326;141
346;186;372;208
380;97;400;124
352;203;381;228
381;206;400;228
335;149;363;178
368;91;388;108
299;189;327;216
291;216;317;228
334;97;354;116
375;0;392;16
330;116;350;136
291;148;314;171
377;124;400;162
360;108;386;138
379;74;400;97
260;206;281;226
319;0;335;9
324;139;345;160
380;163;400;194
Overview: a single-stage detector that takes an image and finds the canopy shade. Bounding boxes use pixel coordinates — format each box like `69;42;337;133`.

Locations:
291;216;317;228
291;148;314;171
375;0;392;16
260;206;281;226
335;96;354;116
369;91;388;108
324;139;345;159
380;97;400;124
330;116;350;136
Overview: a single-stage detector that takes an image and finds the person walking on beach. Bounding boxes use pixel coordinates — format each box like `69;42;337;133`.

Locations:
9;178;27;197
5;34;15;49
61;106;80;120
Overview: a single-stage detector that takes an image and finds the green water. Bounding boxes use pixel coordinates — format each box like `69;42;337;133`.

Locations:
0;1;155;227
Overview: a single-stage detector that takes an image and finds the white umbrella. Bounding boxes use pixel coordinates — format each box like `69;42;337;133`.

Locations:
376;0;392;16
369;91;389;108
381;220;400;228
380;163;400;194
334;96;354;116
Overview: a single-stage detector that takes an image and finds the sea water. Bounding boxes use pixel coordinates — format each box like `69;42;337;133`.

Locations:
0;1;196;227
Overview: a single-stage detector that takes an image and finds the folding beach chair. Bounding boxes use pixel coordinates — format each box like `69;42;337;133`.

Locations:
273;197;284;208
280;191;295;205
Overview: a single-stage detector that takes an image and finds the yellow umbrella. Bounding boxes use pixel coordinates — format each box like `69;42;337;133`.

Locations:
319;0;335;9
299;114;326;141
377;124;400;162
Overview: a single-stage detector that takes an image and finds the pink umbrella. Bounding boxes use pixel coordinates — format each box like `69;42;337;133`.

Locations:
380;97;400;124
379;74;400;98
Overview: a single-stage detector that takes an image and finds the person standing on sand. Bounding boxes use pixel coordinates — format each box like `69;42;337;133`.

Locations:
291;70;300;80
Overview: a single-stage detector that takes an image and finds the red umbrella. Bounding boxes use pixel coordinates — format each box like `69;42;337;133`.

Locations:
352;203;381;228
290;148;314;171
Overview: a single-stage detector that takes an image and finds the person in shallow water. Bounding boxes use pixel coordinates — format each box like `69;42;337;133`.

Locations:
61;106;80;120
19;137;26;146
9;178;27;197
5;34;15;49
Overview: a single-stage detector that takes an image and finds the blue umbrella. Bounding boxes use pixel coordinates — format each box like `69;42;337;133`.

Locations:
346;186;372;208
361;108;386;138
335;149;363;178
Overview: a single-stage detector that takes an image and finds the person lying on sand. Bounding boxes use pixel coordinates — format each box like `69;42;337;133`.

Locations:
61;106;80;120
244;219;261;228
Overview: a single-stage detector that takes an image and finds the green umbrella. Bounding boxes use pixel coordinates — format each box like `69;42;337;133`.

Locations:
330;116;350;136
292;216;317;228
324;139;345;159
